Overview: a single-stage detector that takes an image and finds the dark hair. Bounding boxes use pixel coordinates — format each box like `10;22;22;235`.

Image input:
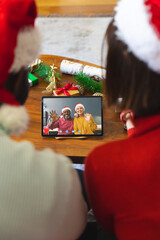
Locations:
104;20;160;117
0;68;29;106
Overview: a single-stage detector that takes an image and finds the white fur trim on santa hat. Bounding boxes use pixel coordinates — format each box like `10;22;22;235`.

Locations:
61;107;72;113
114;0;160;73
0;104;29;135
9;26;41;73
75;104;85;111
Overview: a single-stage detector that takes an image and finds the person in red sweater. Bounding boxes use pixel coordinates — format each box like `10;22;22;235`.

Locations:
84;0;160;239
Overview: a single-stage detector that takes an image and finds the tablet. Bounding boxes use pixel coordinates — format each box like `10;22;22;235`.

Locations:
42;96;103;137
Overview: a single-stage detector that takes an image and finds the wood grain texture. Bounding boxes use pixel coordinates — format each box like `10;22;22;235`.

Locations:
35;0;118;16
12;55;127;160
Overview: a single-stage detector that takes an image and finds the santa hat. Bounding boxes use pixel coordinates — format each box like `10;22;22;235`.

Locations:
75;103;85;112
61;106;72;113
0;0;41;135
114;0;160;73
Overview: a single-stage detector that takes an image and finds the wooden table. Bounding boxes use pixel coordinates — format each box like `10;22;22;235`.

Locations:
13;55;127;162
36;0;118;16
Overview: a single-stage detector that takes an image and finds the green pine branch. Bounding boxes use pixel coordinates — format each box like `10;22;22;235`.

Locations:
74;72;103;93
31;62;61;83
34;63;52;82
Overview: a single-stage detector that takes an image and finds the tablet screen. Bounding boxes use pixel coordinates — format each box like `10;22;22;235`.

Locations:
42;96;103;137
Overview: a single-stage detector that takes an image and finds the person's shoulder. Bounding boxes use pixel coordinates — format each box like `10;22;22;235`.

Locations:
1;134;72;168
74;116;78;121
0;134;35;156
86;138;129;165
90;138;125;153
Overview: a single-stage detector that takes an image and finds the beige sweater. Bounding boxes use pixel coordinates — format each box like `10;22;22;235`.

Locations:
0;131;87;240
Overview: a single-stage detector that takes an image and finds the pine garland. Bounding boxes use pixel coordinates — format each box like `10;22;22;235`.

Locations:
34;62;52;82
74;72;103;93
55;72;61;80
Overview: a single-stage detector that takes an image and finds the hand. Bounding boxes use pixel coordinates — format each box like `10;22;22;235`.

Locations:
120;110;134;124
49;110;60;123
123;112;132;122
84;113;91;122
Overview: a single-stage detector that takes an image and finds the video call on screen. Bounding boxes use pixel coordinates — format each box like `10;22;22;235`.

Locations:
42;96;103;137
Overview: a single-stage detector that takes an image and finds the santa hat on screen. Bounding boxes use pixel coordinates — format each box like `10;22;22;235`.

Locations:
60;106;71;117
61;106;72;113
114;0;160;73
75;103;85;112
74;103;85;117
0;0;41;135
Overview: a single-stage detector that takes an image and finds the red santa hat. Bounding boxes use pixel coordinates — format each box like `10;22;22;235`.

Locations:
0;0;40;135
114;0;160;73
61;106;72;113
75;103;85;112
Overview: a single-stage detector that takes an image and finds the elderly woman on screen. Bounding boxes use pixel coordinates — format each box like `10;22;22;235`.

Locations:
74;103;97;135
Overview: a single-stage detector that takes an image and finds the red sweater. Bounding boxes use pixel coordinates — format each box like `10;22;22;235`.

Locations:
84;114;160;240
47;117;74;135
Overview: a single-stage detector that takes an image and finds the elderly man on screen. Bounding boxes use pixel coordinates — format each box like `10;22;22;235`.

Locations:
47;106;74;135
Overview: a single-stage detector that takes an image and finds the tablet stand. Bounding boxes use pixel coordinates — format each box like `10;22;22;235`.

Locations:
55;136;88;140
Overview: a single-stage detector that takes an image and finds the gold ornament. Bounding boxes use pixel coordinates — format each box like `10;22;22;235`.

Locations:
93;92;104;97
29;58;42;73
42;64;62;95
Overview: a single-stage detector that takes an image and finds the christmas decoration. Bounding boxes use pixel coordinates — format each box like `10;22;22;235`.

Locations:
28;58;42;73
75;85;85;95
53;83;80;96
60;60;84;75
93;92;104;97
42;65;59;94
83;65;106;80
31;62;62;94
28;73;38;87
74;72;103;93
33;62;52;82
60;60;106;80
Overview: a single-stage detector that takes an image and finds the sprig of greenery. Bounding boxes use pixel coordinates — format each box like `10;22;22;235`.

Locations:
34;62;52;82
55;72;61;80
74;72;103;93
